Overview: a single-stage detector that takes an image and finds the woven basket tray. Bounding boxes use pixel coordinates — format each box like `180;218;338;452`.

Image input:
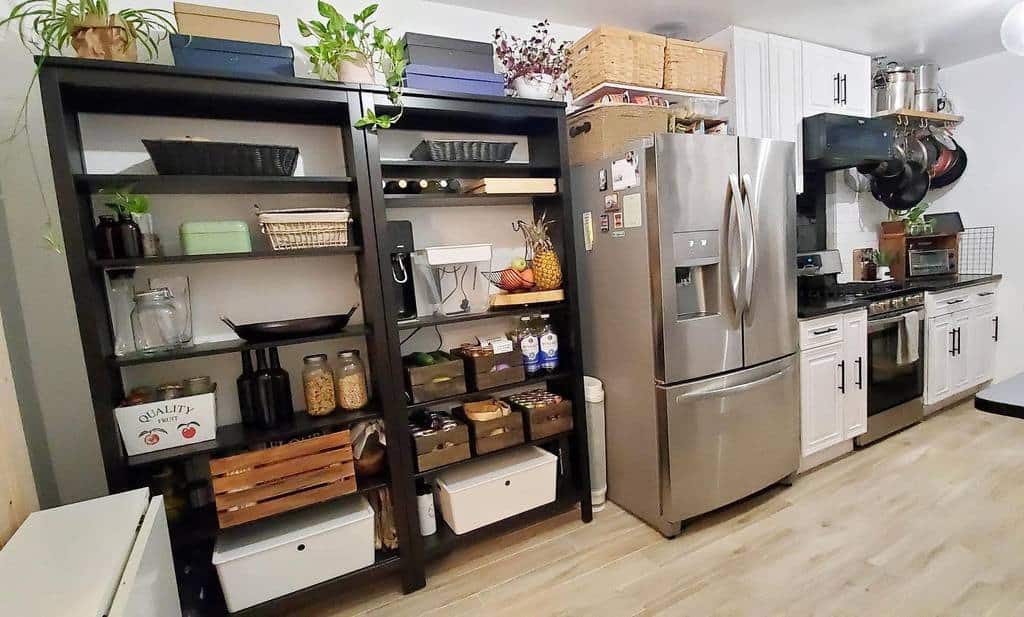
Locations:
142;139;299;176
409;140;516;163
257;207;351;250
663;39;726;96
569;26;666;95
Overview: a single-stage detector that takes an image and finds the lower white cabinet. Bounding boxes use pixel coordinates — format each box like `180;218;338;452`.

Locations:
924;284;1000;406
799;309;867;458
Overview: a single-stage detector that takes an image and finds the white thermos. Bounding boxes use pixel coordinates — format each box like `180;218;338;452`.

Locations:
417;481;436;536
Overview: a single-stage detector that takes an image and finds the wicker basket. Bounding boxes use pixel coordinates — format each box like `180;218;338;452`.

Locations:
257;207;350;250
569;26;666;95
142;139;299;176
663;39;726;96
409;140;516;163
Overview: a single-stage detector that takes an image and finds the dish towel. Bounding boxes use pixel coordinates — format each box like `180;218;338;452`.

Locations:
898;311;920;365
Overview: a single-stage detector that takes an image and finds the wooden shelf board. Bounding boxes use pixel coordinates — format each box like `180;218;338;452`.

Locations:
384;192;560;208
406;371;572;412
75;174;354;194
94;246;360;268
414;431;573;479
112;325;369;367
126;408;382;467
397;304;567;331
571;81;728;109
873;108;964;123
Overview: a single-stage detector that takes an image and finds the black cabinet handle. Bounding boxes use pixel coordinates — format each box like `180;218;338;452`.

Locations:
841;74;848;105
978;292;995;297
812;326;838;336
838;360;846;393
946;299;965;305
855;356;863;390
949;330;956;356
833;73;841;104
954;327;962;356
994;316;999;341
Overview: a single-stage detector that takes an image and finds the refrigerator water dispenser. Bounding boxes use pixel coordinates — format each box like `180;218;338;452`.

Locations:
673;230;719;319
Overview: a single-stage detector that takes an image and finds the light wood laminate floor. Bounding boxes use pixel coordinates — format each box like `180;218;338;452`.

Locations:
292;401;1024;616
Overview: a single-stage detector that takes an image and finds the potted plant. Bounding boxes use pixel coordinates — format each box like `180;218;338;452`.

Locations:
902;202;934;236
494;20;571;100
1;0;175;61
297;2;406;129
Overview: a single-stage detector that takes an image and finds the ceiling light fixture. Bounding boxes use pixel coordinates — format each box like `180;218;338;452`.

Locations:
1002;1;1024;54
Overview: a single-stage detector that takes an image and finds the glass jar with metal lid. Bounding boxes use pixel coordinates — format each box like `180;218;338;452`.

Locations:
131;288;183;353
302;354;336;416
335;350;369;411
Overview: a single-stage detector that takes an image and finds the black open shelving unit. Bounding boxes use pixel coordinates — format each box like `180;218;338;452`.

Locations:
38;57;591;616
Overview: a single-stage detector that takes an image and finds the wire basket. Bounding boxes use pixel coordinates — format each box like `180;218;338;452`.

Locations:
409;140;516;163
142;139;299;176
257;208;350;250
958;226;995;275
482;269;536;292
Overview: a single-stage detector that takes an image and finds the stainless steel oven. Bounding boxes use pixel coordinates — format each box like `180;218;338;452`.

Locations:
908;248;956;277
855;294;926;446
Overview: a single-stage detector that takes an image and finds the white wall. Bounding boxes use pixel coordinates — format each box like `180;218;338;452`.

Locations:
0;0;586;503
826;171;890;282
928;51;1024;381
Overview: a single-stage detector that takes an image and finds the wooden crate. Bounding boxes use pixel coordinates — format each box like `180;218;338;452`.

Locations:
210;430;356;528
569;26;666;95
663;39;726;95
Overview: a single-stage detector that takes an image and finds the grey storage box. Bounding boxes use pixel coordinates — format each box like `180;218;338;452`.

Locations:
403;33;495;72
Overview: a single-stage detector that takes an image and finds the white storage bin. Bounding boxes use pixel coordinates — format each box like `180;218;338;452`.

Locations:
114;391;217;456
212;495;374;612
436;446;557;535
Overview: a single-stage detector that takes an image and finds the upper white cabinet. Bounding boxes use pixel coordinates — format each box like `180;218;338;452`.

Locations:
802;41;871;117
767;34;804;193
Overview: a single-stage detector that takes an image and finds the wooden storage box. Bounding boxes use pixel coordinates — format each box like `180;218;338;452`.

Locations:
459;410;525;455
569;26;666;95
436;446;557;534
212;496;374;612
114;391;216;456
517;399;574;440
663;39;726;95
453;348;526;392
412;423;471;472
568;105;674;166
405;358;467;404
209;431;356;529
173;2;281;45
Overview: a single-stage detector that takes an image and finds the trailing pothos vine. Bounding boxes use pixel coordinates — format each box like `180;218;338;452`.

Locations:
298;2;406;130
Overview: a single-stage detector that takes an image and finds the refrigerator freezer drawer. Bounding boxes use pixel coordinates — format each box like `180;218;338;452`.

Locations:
658;355;799;522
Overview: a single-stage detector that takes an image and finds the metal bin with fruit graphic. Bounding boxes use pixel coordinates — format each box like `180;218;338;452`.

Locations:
115;390;217;456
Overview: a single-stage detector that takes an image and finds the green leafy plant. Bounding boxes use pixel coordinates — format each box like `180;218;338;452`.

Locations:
100;186;150;217
297;2;406;130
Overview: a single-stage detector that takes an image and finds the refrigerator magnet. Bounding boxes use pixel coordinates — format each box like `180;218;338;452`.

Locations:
604;194;619;212
598;168;608;191
611;150;639;190
611;230;626;238
622;193;642;228
582;211;595;252
612;212;624;229
599;214;610;232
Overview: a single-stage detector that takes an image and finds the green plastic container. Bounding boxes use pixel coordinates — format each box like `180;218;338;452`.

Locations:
180;221;252;255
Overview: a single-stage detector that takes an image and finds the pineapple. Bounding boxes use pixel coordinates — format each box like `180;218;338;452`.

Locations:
519;215;562;291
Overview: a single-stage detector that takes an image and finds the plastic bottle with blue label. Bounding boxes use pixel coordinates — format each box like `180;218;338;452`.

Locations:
538;313;559;373
519;316;541;375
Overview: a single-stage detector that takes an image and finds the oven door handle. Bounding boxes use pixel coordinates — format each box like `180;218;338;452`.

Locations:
867;310;925;333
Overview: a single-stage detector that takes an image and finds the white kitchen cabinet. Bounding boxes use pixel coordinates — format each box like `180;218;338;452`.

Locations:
924;283;1001;407
800;341;844;456
802;41;871;117
767;34;804;193
970;305;998;386
842;311;868;438
702;27;770;139
925;313;954;404
951;310;973;392
799;309;868;459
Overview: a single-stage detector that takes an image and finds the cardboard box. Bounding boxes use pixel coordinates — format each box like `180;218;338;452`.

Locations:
174;2;281;45
567;104;675;166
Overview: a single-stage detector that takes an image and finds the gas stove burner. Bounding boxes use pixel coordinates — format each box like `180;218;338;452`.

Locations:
836;281;906;298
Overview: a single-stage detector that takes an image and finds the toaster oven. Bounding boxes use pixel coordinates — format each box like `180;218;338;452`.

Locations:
908;248;956;277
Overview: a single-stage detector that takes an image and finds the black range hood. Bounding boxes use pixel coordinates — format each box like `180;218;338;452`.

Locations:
803;113;894;171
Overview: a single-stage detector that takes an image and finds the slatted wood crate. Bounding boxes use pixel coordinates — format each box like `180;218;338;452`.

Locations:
210;430;356;528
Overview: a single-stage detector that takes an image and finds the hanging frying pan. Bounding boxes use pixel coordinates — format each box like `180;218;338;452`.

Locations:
883;160;931;211
930;138;968;189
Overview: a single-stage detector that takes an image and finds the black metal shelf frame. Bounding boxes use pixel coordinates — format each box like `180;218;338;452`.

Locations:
38;57;591;608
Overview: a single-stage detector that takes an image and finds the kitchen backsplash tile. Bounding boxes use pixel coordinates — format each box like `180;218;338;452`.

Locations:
825;171;889;282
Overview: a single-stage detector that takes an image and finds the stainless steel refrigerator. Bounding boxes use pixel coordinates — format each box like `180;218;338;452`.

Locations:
573;133;799;537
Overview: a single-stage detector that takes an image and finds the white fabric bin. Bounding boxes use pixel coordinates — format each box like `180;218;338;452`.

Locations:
436;446;557;535
212;495;374;612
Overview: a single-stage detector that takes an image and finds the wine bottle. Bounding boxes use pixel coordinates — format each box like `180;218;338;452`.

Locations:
268;347;294;423
253;349;277;429
444;178;463;194
236;351;257;426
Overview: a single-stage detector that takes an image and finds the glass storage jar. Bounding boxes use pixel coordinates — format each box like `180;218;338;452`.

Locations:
335;350;369;411
302;354;336;416
131;288;183;353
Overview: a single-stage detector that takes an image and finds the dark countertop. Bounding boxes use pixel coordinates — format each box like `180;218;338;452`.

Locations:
799;274;1003;319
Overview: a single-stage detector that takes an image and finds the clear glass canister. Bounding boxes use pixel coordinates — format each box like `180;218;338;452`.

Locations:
131;288;183;353
303;354;337;416
335;350;369;410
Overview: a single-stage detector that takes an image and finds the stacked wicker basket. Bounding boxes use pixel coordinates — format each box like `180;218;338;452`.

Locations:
569;26;726;96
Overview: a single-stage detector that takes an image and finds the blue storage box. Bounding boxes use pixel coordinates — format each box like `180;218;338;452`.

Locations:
404;64;505;97
170;34;294;78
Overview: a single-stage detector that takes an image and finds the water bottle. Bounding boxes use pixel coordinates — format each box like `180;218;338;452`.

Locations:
538;314;559;373
519;316;541;376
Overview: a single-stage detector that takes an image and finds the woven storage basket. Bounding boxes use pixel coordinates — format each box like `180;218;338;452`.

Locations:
663;39;726;96
409;140;516;163
569;26;665;95
258;207;350;250
142;139;299;176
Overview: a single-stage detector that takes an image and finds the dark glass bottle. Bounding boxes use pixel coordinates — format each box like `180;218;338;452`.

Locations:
236;351;257;426
253;349;277;429
114;212;143;258
95;215;118;259
383;180;403;194
444;178;463;193
268;348;294;423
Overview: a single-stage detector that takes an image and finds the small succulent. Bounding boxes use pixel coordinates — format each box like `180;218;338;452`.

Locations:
493;20;571;90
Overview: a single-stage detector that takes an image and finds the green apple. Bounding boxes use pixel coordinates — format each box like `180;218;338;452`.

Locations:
511;257;528;272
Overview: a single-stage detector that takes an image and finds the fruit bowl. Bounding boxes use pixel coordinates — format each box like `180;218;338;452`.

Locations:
482;268;536;292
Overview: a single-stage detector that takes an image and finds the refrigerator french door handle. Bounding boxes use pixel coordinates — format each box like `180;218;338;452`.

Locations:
740;173;757;314
727;173;747;317
675;365;793;403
